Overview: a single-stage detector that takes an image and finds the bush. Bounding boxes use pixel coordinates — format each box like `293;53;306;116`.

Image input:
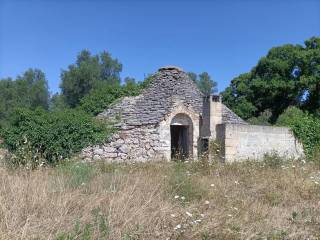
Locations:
276;106;320;159
2;108;112;167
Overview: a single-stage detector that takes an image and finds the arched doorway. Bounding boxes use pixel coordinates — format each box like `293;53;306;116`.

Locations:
170;113;193;160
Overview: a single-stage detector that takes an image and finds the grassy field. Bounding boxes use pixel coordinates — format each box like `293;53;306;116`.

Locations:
0;158;320;240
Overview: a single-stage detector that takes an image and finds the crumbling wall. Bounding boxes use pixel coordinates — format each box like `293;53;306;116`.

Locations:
217;124;304;162
82;103;200;162
82;124;165;162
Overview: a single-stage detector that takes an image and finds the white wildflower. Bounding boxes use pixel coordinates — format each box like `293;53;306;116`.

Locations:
234;180;239;185
210;183;215;187
186;211;193;217
228;214;232;217
181;196;186;200
200;214;205;218
174;195;179;199
205;200;210;205
195;219;202;223
174;224;181;230
315;181;319;185
170;214;176;218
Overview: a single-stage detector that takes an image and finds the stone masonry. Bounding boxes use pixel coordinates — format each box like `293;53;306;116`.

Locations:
82;66;304;162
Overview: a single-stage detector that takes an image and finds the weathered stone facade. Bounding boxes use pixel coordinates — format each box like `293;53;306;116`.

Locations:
82;66;304;162
216;124;304;162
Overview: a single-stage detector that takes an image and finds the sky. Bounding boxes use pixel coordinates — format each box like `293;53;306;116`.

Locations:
0;0;319;94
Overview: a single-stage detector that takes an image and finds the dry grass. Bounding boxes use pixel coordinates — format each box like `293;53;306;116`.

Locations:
0;159;320;240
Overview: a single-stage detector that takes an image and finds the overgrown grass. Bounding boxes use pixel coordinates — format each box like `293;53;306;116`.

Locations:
0;159;319;239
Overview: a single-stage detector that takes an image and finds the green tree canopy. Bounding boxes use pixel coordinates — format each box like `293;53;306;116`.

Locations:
222;36;320;122
187;71;218;96
60;50;122;107
0;68;49;125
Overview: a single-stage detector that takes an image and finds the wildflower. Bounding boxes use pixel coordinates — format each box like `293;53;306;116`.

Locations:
315;181;319;185
205;200;210;205
195;219;202;223
227;214;233;217
301;159;306;164
181;196;185;200
292;165;296;168
170;214;176;218
174;195;179;199
200;214;205;218
174;224;181;230
233;207;238;211
186;211;193;217
210;183;215;187
234;180;239;185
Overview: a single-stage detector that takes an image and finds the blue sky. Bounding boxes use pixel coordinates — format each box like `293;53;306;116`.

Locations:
0;0;319;94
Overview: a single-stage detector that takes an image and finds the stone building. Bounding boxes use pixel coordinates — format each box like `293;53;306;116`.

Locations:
82;66;304;162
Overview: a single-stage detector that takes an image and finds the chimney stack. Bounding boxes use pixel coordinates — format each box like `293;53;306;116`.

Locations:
210;94;222;140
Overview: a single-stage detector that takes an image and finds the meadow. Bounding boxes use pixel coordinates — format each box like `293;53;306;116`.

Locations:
0;158;320;240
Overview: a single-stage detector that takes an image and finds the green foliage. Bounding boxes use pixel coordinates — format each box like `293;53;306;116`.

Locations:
0;68;49;125
263;152;284;168
222;37;320;122
79;75;153;116
2;108;111;166
50;93;69;112
187;71;218;96
60;50;122;107
248;109;272;125
276;106;320;159
79;83;140;116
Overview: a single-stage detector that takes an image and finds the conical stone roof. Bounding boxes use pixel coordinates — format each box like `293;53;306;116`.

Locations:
99;67;203;127
99;66;247;127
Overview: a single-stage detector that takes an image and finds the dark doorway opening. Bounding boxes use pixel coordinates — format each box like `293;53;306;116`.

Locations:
171;125;189;159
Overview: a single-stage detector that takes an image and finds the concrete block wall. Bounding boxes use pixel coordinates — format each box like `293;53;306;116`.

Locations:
216;124;304;162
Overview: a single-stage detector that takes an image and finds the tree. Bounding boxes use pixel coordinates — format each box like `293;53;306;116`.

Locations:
187;72;218;96
50;93;69;112
221;37;320;122
60;50;122;107
0;69;49;125
15;69;49;110
124;77;136;88
198;72;218;96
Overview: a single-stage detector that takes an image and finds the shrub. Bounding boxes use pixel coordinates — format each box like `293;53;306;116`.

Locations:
263;152;284;168
276;106;320;159
2;108;112;167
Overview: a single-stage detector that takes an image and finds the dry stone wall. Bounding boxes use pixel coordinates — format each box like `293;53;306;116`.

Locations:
82;124;166;162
